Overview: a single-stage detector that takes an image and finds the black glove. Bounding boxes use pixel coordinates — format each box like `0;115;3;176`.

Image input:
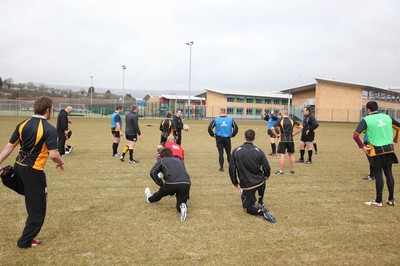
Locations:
0;165;14;180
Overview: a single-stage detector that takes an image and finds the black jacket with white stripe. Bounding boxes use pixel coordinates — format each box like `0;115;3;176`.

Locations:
229;142;271;190
150;156;191;187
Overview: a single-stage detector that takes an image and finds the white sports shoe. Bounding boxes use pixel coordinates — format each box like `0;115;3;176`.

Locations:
144;187;152;203
364;200;383;207
180;203;187;221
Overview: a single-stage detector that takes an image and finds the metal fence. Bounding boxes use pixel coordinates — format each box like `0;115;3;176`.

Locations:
1;99;399;122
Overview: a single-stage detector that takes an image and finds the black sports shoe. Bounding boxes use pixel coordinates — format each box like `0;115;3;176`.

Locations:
305;160;312;164
258;202;265;210
296;159;304;163
363;175;375;181
219;168;224;172
129;159;139;163
120;155;125;162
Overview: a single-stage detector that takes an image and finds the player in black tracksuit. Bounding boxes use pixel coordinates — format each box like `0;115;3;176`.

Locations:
145;148;191;220
120;105;141;163
229;129;276;223
173;110;184;145
298;106;319;163
56;106;73;156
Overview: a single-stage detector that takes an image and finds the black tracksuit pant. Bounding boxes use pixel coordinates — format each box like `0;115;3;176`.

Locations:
15;164;47;248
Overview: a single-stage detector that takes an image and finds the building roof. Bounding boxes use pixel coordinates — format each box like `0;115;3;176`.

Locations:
195;88;290;99
160;94;204;100
143;94;205;101
281;78;400;95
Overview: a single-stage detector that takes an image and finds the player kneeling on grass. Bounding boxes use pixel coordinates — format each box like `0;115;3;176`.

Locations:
229;129;276;223
145;147;191;221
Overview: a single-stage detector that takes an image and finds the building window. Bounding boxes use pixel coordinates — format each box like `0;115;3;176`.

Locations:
362;90;369;99
227;107;234;114
274;99;280;105
227;96;234;102
246;97;253;103
256;98;263;104
282;99;288;105
237;97;244;103
256;108;262;115
265;98;271;104
237;107;243;115
246;108;253;115
381;92;386;101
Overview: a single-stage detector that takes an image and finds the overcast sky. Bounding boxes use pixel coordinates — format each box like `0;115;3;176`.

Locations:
1;0;399;97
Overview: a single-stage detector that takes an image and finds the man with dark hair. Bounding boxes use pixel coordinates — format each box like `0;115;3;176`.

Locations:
297;106;319;164
208;108;239;172
145;147;191;221
111;106;124;157
173;110;184;145
160;111;174;145
229;129;276;223
271;110;303;174
0;96;65;248
353;101;400;206
56;106;73;157
120;105;141;163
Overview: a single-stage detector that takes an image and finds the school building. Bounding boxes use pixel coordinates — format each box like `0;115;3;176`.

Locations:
141;78;400;122
282;78;400;122
195;88;290;119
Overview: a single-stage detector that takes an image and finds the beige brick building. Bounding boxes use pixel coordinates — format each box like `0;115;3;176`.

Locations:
196;88;290;119
282;78;400;122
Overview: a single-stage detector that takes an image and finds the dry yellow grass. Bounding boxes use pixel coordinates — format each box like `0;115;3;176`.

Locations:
0;116;399;265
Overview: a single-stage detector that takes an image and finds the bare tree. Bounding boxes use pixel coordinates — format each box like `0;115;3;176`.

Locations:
104;89;112;99
5;78;13;89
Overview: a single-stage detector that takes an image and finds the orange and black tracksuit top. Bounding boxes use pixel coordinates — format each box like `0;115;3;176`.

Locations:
273;117;301;142
10;116;58;171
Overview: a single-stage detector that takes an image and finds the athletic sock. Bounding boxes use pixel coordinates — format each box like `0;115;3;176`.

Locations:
313;143;318;152
122;145;129;156
308;150;313;161
129;149;133;160
300;149;305;160
113;143;118;155
272;143;276;153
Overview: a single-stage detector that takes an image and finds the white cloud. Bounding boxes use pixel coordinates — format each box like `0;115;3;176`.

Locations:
1;0;399;96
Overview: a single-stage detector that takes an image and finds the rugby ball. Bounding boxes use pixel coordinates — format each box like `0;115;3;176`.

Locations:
183;124;189;131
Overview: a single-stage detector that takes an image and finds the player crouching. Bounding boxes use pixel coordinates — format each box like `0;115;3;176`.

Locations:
145;147;191;221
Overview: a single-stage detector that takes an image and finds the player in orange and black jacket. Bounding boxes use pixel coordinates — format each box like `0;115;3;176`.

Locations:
271;110;302;174
160;111;175;145
0;96;64;248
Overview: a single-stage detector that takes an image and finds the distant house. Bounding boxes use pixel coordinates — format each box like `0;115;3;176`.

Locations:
143;94;205;118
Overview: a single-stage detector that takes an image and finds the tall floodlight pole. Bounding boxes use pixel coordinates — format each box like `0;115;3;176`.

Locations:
121;65;127;108
90;76;93;106
186;41;193;119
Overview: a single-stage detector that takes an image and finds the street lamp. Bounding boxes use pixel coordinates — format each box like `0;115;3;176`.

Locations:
186;41;193;119
121;65;127;107
90;75;93;106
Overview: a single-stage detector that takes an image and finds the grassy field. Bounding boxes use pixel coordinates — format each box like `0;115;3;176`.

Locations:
0;116;399;265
